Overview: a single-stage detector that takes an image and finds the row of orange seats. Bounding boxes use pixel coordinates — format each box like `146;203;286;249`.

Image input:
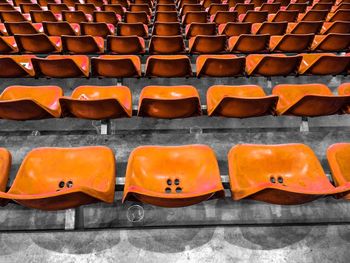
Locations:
0;143;349;210
0;32;348;54
1;83;350;120
0;53;348;77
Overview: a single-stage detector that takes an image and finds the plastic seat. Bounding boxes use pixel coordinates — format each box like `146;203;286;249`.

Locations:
107;36;145;54
180;4;203;16
123;145;224;207
201;0;221;8
246;54;302;76
185;22;216;38
272;83;350;116
130;3;151;14
152;22;182;36
80;22;114;37
182;11;208;24
93;11;120;25
327;143;350;200
91;55;141;78
285;3;307;13
179;0;200;8
102;4;125;16
311;33;350;52
228;143;350;204
20;3;42;13
0;3;16;11
137;86;202;118
196;54;245;77
117;22;148;38
0;11;29;22
75;3;97;15
62;35;104;54
0;36;18;53
269;33;314;52
258;3;280;14
110;0;129;8
155;11;179;22
286;21;323;34
298;10;328;22
125;11;150;24
228;34;270;53
231;3;254;16
189;35;227;54
207;85;278;117
145;55;192;77
62;11;91;23
239;10;268;23
311;3;333;11
158;0;175;4
87;0;105;7
251;21;288;35
226;0;245;8
149;35;185;54
62;0;80;7
156;4;177;12
333;3;350;12
207;4;229;16
0;146;115;210
0;55;35;77
47;3;70;14
14;33;61;54
338;83;350;114
60;85;132;119
32;55;89;78
0;85;62;120
30;10;59;23
43;21;80;36
268;10;298;22
218;21;251;36
0;148;10;205
134;0;152;6
321;21;350;34
327;9;350;22
299;53;350;75
210;11;237;24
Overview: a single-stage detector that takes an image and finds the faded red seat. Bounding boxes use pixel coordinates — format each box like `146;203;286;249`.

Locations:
116;22;148;38
0;55;35;77
138;85;202;118
30;10;59;23
80;22;114;37
228;143;350;204
149;35;185;54
196;54;245;77
218;21;251;36
189;35;227;54
0;85;62;120
154;11;179;22
0;36;18;53
210;11;237;24
156;4;177;12
125;11;150;24
185;22;216;38
91;55;141;78
152;22;182;36
269;33;314;52
60;85;132;119
32;55;89;78
286;21;323;34
123;145;224;207
251;21;288;35
62;10;92;23
14;33;62;53
246;54;302;76
43;21;80;36
102;4;125;16
272;83;350;116
145;55;192;77
268;10;298;22
4;21;43;35
228;34;270;53
311;33;350;52
0;146;115;210
93;11;120;25
182;11;208;24
207;85;278;117
62;35;104;54
321;21;350;34
299;53;350;75
107;36;145;54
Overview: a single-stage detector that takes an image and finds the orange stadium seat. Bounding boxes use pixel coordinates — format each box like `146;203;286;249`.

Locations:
145;55;192;77
130;4;152;15
258;3;281;14
285;3;307;13
87;0;105;8
155;11;179;22
0;85;62;120
185;22;216;38
0;55;35;77
75;3;98;15
218;22;252;36
210;11;238;24
298;10;329;22
311;2;333;11
110;0;129;8
60;85;132;119
228;34;270;53
180;4;203;16
20;4;43;13
102;4;125;16
0;11;29;22
239;10;268;23
0;3;16;11
189;35;227;54
338;83;350;114
123;145;224;207
272;83;350;116
228;144;350;204
14;34;62;53
152;22;182;36
311;33;350;52
125;11;150;24
321;21;350;34
182;11;208;24
62;35;104;54
107;36;145;54
206;4;229;16
0;148;10;206
43;21;80;36
196;54;246;77
91;55;141;77
231;4;254;16
179;0;200;8
62;10;92;23
299;53;350;75
116;22;148;38
251;21;288;35
80;22;114;37
4;21;43;35
47;3;70;14
62;0;80;7
137;85;202;118
30;10;59;23
269;33;314;52
93;11;120;25
0;146;115;210
327;9;350;22
0;36;18;53
156;4;177;12
32;55;90;78
268;10;298;22
286;21;323;34
206;85;278;117
149;35;185;54
201;0;221;8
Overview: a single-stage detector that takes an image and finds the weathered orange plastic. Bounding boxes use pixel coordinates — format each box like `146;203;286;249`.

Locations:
32;55;89;78
210;11;237;24
125;11;150;24
182;11;207;24
196;54;245;77
0;36;18;53
232;3;254;16
311;33;350;52
60;85;132;119
93;11;120;25
202;0;221;8
156;4;176;12
269;33;314;52
240;10;268;23
298;10;328;22
91;55;141;77
123;145;224;207
327;143;350;200
218;22;251;36
258;3;280;13
20;3;42;13
0;146;115;210
189;35;227;54
107;36;145;54
0;85;62;120
0;148;10;204
138;85;201;118
228;143;350;204
14;33;62;53
62;10;90;23
62;35;104;54
145;55;192;77
207;4;229;15
321;21;350;34
43;21;80;36
75;3;97;15
47;3;70;14
180;4;203;16
0;55;35;77
30;10;58;23
327;9;350;22
0;11;29;22
152;22;181;36
228;34;270;53
0;3;16;11
149;35;185;54
273;83;350;116
80;22;114;37
207;85;278;117
4;21;43;35
155;11;179;22
268;10;298;22
286;21;323;34
299;53;350;75
246;54;302;76
251;21;288;35
111;0;129;8
337;82;350;113
130;4;152;15
117;22;148;37
102;4;125;16
185;22;216;38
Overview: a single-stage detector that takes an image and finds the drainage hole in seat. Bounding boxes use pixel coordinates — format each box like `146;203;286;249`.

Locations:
167;179;172;185
58;181;65;188
270;176;276;183
66;181;73;188
165;187;171;193
278;177;283;184
176;187;182;193
174;178;180;185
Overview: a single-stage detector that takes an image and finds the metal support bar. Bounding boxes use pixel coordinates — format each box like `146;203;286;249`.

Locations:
300;117;309;132
64;208;76;230
101;119;111;135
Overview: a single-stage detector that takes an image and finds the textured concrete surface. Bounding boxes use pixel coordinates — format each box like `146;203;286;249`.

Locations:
0;224;349;262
